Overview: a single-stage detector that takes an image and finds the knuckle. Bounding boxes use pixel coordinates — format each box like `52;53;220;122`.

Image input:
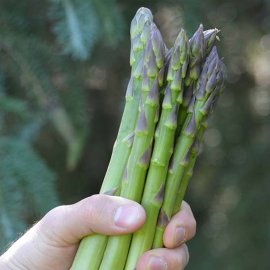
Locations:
80;194;109;222
41;205;66;227
182;201;192;212
78;196;97;221
37;205;69;245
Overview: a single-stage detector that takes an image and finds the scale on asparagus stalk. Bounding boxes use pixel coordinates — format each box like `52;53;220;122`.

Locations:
71;7;225;270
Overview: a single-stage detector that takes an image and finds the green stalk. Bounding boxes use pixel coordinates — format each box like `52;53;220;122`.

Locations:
172;122;206;215
152;47;224;248
70;8;154;270
101;7;154;195
99;23;166;270
124;29;190;270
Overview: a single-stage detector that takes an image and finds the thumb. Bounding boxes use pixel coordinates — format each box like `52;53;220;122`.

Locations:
37;194;146;245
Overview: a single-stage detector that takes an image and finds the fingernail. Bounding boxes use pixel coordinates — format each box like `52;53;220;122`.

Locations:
114;205;140;228
147;256;167;270
174;227;186;245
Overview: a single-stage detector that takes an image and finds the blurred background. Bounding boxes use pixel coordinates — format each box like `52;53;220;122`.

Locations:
0;0;269;269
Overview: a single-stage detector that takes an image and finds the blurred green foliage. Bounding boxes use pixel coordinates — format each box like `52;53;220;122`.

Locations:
0;137;59;249
0;0;269;269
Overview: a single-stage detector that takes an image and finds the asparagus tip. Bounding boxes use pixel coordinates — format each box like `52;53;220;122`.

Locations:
190;24;204;55
130;8;153;39
168;28;189;78
203;28;220;53
151;24;166;69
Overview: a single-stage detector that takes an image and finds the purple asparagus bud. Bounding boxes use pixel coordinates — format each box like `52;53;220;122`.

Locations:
141;68;150;92
146;78;160;106
195;46;219;99
162;85;172;109
200;89;217;116
165;105;178;129
157;209;169;227
136;106;148;134
154;183;165;204
138;145;152;168
181;146;192;166
125;78;134;99
167;29;190;80
130;7;153;39
171;68;182;91
176;82;184;104
190;24;205;63
206;72;217;94
146;49;158;78
188;24;205;81
184;112;196;136
122;132;135;148
203;28;220;54
182;83;194;107
151;24;166;68
133;57;144;78
187;96;196;113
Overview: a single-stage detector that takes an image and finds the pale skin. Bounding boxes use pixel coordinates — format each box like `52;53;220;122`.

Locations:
0;194;196;270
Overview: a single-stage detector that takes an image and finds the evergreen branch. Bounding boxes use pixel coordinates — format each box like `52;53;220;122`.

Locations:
49;0;99;60
93;0;125;45
0;137;59;252
0;35;86;168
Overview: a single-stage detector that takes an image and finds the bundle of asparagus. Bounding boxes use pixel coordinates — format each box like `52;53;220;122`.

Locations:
71;7;224;270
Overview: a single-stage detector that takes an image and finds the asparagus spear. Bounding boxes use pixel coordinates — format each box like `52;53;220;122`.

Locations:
70;8;154;270
152;47;224;248
172;27;219;215
174;55;224;213
99;22;166;270
102;7;154;195
172;122;206;215
173;56;224;213
124;29;190;270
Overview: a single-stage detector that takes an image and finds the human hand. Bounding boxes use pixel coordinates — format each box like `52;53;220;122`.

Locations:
0;195;196;270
